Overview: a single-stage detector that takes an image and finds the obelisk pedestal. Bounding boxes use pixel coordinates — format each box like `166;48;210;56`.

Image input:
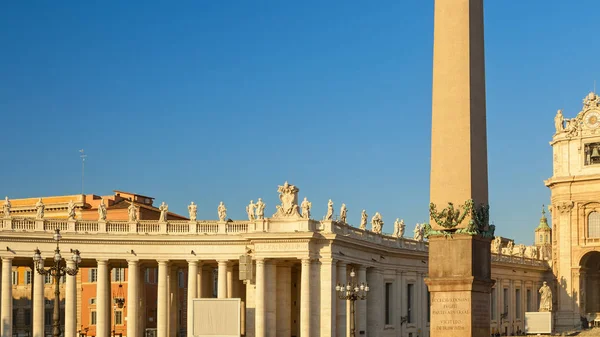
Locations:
425;0;494;336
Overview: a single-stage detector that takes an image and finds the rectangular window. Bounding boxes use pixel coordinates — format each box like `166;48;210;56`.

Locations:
516;288;522;319
407;284;414;324
145;268;158;284
24;309;31;326
179;270;185;288
385;282;393;325
89;268;98;283
491;289;497;320
91;311;97;325
12;271;18;285
89;298;96;305
45;309;52;324
25;270;32;285
526;289;532;312
112;268;125;282
115;311;123;325
44;274;52;284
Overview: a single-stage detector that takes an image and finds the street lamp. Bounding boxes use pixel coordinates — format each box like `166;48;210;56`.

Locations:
336;268;369;337
33;228;82;337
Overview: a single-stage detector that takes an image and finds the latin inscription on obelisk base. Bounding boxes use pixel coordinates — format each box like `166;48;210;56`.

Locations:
425;0;494;337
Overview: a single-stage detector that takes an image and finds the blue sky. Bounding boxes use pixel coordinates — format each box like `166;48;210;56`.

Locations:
1;1;597;244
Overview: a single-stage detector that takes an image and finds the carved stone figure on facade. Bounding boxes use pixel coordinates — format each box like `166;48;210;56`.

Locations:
246;200;256;221
393;218;405;238
517;244;526;258
554;109;564;133
539;281;553;312
413;223;424;242
360;210;367;230
339;203;347;223
503;240;515;255
491;236;502;255
35;198;45;219
128;202;138;222
98;198;107;221
188;202;197;221
300;197;311;219
218;202;227;221
273;181;301;218
3;196;10;218
67;200;76;220
583;92;599;110
158;202;168;222
256;198;265;220
526;245;539;259
371;212;383;234
324;199;334;220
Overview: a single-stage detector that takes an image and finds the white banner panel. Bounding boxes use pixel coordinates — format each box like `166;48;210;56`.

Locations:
192;298;241;337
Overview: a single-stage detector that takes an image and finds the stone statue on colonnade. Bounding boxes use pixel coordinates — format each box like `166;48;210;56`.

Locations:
128;202;138;222
360;210;367;230
159;202;168;222
413;223;424;242
539;281;553;312
371;212;383;234
67;200;76;220
300;197;311;219
188;202;197;221
393;218;405;238
246;200;256;221
339;203;347;223
218;202;227;221
256;198;265;219
98;198;107;221
324;199;334;220
35;198;45;219
3;196;10;218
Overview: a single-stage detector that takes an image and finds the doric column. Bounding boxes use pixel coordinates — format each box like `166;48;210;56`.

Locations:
157;260;169;337
255;259;266;337
336;262;347;337
321;258;336;337
265;261;277;337
187;260;199;337
366;268;383;335
65;260;77;337
96;259;110;337
300;258;311;337
196;262;204;298
1;257;13;337
33;264;45;337
127;260;139;337
227;264;234;298
168;265;178;337
218;260;228;298
356;266;367;336
276;264;291;337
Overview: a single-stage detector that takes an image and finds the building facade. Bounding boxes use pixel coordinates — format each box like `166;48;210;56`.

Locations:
546;91;600;330
1;183;550;337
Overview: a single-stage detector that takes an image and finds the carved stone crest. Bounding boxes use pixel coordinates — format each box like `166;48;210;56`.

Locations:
273;181;301;218
557;201;574;214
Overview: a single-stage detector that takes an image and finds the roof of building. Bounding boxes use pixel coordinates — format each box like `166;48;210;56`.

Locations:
536;205;551;231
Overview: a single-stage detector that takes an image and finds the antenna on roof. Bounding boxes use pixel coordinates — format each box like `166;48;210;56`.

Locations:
79;149;87;195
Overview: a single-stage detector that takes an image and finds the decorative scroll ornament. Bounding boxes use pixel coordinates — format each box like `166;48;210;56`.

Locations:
273;181;301;218
425;199;495;238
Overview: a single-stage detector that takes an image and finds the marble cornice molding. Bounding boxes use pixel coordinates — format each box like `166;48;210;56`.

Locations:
0;236;250;246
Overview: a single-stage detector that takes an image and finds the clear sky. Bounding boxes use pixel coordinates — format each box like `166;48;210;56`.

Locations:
1;1;598;244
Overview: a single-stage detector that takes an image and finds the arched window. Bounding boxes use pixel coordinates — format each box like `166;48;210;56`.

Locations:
539;234;543;243
588;212;600;238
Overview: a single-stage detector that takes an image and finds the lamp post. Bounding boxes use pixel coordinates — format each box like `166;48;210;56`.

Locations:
335;268;369;337
33;228;82;337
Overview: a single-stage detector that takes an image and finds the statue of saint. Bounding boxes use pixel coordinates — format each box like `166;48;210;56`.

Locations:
393;218;405;238
491;236;502;254
539;281;553;312
339;203;347;223
128;202;138;222
325;199;334;220
554;109;564;132
413;223;424;242
246;200;256;221
360;210;367;230
3;196;11;218
371;212;383;234
218;202;227;221
159;202;168;222
67;200;76;220
98;198;107;221
256;198;266;219
188;202;197;221
35;198;45;219
301;197;311;219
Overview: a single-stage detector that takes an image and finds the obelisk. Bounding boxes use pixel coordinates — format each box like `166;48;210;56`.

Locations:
425;0;494;336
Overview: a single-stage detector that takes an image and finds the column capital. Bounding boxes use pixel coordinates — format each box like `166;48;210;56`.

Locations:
157;259;170;265
217;259;229;265
1;256;13;262
320;257;336;265
256;259;266;266
301;258;311;266
336;260;347;267
96;258;109;264
186;259;200;265
127;259;140;264
357;265;367;272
